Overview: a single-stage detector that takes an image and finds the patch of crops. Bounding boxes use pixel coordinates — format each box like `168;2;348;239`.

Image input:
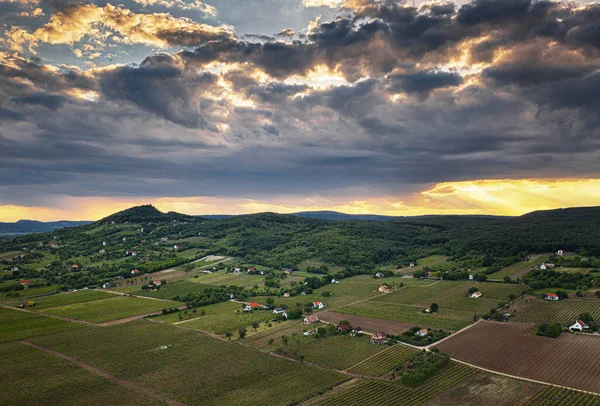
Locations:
524;386;600;406
0;307;83;342
346;344;420;376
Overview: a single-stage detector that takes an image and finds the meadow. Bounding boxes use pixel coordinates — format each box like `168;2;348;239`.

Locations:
39;296;181;323
30;320;347;406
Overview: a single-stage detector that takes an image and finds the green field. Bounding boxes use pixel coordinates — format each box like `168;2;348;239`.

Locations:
39;296;182;323
30;320;346;405
508;297;600;324
135;281;215;300
305;361;476;406
487;254;550;279
189;271;265;288
346;344;420;376
0;307;84;343
278;334;386;370
0;341;158;406
10;289;114;309
156;301;275;334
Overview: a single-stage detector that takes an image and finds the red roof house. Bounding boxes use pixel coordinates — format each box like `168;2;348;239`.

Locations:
19;280;31;286
544;293;559;301
72;264;79;269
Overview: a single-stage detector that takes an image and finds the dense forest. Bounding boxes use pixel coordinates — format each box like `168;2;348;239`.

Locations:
2;205;600;289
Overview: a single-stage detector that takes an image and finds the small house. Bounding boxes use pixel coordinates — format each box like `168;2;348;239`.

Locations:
19;280;31;286
247;267;255;272
283;269;291;275
173;244;180;250
72;264;79;269
131;268;140;275
233;268;241;275
468;274;474;280
123;237;126;242
244;302;260;311
331;278;339;284
569;320;590;331
152;280;162;287
423;307;431;313
415;328;428;337
103;241;107;246
409;262;415;267
313;301;325;309
131;251;137;256
141;239;146;243
470;291;482;299
370;332;387;344
374;272;383;278
338;323;352;332
544;293;559;301
162;237;168;242
99;249;106;253
557;250;565;256
50;243;59;248
303;315;320;325
378;285;393;293
272;307;286;314
283;292;291;298
300;291;306;296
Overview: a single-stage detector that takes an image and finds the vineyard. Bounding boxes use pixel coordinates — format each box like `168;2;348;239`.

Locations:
0;307;83;343
9;289;114;310
508;298;600;324
435;321;600;393
277;334;386;370
29;320;347;405
524;386;600;405
305;362;476;405
346;344;420;376
39;296;182;323
487;254;549;279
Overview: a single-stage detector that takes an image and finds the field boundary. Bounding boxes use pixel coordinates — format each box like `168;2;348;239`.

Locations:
20;340;189;406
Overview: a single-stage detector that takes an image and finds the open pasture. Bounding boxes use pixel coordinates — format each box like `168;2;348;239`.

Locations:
30;320;347;406
0;307;83;343
0;341;155;406
39;296;181;323
305;361;476;406
435;320;600;394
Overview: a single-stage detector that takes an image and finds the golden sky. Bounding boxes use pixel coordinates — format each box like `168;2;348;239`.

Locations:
1;178;598;222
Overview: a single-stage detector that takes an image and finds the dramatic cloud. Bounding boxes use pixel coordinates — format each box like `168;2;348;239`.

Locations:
1;0;600;219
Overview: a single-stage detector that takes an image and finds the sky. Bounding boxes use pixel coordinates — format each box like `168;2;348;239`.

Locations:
1;0;600;221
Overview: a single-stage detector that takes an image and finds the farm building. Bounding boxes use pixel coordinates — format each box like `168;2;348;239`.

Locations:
544;293;559;301
374;272;383;278
557;250;565;255
410;262;415;267
283;269;291;275
72;264;79;269
470;291;483;299
303;315;320;325
378;285;393;293
338;323;352;332
283;292;290;298
99;248;106;253
331;279;339;284
50;243;59;248
569;320;590;331
415;329;428;337
469;274;474;280
151;280;162;287
273;307;286;314
131;268;140;275
540;263;555;270
370;332;387;344
313;301;325;309
102;241;107;246
423;307;431;313
244;302;260;311
19;280;30;286
247;267;255;272
173;244;180;250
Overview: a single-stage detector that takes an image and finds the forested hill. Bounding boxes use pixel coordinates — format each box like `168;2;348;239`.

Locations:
0;220;91;235
2;205;600;287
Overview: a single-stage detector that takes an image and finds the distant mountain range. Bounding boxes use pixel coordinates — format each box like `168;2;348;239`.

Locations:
0;219;92;235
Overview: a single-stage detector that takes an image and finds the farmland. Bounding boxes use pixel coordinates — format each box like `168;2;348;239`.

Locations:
487;254;549;279
9;289;114;309
435;321;600;393
346;344;420;376
0;342;156;406
29;320;347;405
157;300;275;334
318;311;415;335
276;334;385;370
135;280;216;300
39;296;182;323
507;297;600;324
305;361;476;405
0;307;84;342
524;386;600;406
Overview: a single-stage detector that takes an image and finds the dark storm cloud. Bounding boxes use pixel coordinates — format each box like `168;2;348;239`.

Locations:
2;0;600;204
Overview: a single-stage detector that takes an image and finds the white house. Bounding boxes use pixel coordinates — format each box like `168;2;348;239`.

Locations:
557;250;565;256
331;279;339;284
303;315;319;325
540;263;554;270
470;291;482;299
273;307;286;314
103;241;107;246
313;301;325;309
415;328;428;337
409;262;415;267
468;274;474;280
173;244;180;250
283;292;291;298
374;272;383;278
569;320;590;331
99;249;106;253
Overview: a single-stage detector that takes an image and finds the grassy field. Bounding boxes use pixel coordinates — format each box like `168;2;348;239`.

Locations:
135;281;216;300
296;259;345;273
9;289;114;310
346;344;420;376
39;296;181;323
0;284;62;302
304;361;476;406
0;307;84;343
30;320;347;406
277;334;386;370
0;341;157;406
188;271;265;288
487;254;549;279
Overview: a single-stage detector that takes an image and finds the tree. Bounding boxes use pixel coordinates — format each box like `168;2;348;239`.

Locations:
430;303;439;313
268;338;274;345
281;335;289;345
468;286;479;295
596;291;600;298
579;312;594;324
555;290;569;300
238;327;247;339
504;276;512;283
251;321;260;331
225;331;233;340
266;297;274;306
477;274;488;282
